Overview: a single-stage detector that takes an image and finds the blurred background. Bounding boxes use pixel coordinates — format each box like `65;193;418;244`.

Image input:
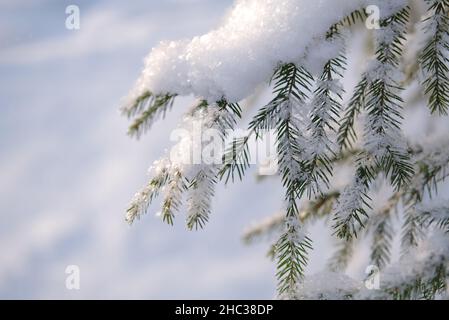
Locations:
0;0;321;299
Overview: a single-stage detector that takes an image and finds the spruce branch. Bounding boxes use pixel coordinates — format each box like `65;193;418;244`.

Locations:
122;91;177;138
363;6;414;191
276;206;312;297
366;191;402;268
419;0;449;115
242;191;339;246
184;100;241;230
402;206;423;248
339;6;414;189
416;202;449;233
274;63;315;296
370;214;394;269
327;9;367;39
383;243;449;300
186;166;217;230
125;163;170;224
219;135;251;184
222;63;314;191
338;76;368;150
161;168;186;226
305;52;346;197
401;141;449;248
332;155;377;240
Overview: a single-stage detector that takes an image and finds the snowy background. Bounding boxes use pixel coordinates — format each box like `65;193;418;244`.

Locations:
0;0;342;299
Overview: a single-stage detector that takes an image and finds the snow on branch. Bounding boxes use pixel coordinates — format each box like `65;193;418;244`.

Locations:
419;0;449;115
125;0;407;104
294;271;362;300
126;100;241;228
367;230;449;299
416;201;449;233
297;231;449;300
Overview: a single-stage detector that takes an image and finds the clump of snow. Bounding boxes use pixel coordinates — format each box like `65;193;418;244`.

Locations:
300;35;346;75
357;230;449;299
333;173;367;221
419;141;449;172
284;214;307;243
391;230;449;278
415;201;449;223
127;0;407;103
295;271;362;300
296;231;449;300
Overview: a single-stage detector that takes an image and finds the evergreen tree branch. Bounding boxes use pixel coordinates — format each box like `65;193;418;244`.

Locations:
419;0;449;115
161;167;186;226
338;76;369;150
276;205;312;297
370;214;394;269
363;6;414;191
122;91;177;138
125;162;170;224
332;154;378;240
